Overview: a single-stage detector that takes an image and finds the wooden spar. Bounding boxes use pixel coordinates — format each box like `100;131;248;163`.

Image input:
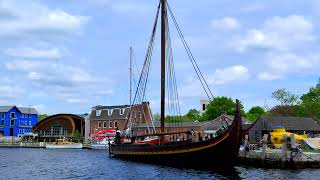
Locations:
160;0;166;136
132;130;190;138
129;46;133;105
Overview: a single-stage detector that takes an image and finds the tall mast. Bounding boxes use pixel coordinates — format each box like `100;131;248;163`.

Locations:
160;0;166;134
129;46;133;105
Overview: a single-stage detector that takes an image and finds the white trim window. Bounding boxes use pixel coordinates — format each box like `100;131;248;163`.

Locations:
103;121;107;128
114;121;118;128
96;110;102;117
98;121;102;128
109;121;113;128
1;113;5;119
119;108;125;115
10;112;15;119
107;109;113;116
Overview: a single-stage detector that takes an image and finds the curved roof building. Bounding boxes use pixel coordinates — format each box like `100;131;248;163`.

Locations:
33;114;85;142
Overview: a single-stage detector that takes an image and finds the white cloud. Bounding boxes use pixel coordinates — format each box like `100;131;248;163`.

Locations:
179;65;249;98
111;1;151;15
5;60;95;86
66;98;85;104
208;65;250;85
0;85;24;99
258;72;283;81
211;17;240;30
258;53;320;81
0;1;89;39
32;104;46;114
5;47;64;59
5;60;43;71
232;15;315;52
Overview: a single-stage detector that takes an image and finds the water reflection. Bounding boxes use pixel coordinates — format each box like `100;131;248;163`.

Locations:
0;148;318;180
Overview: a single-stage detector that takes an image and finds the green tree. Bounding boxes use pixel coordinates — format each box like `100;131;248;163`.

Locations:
246;106;266;122
153;113;160;121
186;108;200;120
74;130;81;141
272;88;300;106
249;106;265;115
38;114;48;121
270;105;300;116
202;96;244;121
298;79;320;121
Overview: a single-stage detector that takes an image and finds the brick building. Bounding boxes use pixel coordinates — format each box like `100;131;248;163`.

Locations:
88;102;152;136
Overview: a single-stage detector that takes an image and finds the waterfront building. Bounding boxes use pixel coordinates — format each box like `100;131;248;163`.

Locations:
245;116;320;143
88;102;152;136
33;114;85;142
0;106;38;137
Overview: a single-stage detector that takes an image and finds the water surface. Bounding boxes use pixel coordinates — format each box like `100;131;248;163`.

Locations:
0;148;319;179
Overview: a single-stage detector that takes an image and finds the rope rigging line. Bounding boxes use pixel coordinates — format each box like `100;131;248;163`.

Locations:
167;2;214;101
164;7;183;132
125;1;161;136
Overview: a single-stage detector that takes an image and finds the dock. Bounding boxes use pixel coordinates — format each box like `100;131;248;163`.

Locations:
239;134;320;168
0;142;45;148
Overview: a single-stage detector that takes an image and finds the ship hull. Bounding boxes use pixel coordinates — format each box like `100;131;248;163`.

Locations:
110;113;242;167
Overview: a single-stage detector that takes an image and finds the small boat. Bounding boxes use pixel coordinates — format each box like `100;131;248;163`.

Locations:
91;138;114;149
46;139;83;149
305;138;320;150
91;130;116;149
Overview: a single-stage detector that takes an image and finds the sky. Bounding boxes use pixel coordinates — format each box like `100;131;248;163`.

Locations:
0;0;319;115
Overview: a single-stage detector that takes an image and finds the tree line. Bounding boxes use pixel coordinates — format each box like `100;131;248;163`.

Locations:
155;78;320;123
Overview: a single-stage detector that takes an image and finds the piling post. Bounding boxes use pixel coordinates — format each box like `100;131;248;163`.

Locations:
244;135;249;158
262;134;268;159
290;133;296;149
282;134;288;161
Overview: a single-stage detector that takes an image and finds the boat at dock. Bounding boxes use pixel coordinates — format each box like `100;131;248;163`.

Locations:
90;129;115;149
109;0;242;166
46;139;83;149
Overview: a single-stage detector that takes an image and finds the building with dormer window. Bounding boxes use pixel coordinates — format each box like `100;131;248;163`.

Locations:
88;102;152;136
0;106;38;136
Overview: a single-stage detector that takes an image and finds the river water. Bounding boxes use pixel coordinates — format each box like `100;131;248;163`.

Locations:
0;148;319;180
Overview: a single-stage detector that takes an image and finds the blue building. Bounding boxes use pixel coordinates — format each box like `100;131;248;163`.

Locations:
0;106;38;137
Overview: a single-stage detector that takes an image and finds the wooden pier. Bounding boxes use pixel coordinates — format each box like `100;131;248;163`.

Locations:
239;134;320;169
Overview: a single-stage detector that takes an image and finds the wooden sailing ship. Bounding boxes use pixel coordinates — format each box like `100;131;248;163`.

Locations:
109;0;242;166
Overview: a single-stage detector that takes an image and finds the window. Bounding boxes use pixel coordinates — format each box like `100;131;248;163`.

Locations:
10;119;14;126
41;122;68;136
103;121;107;128
0;120;4;126
202;104;206;111
107;109;113;116
29;121;32;126
19;129;22;133
114;121;118;128
98;121;101;128
109;121;113;128
1;113;4;119
119;108;125;115
10;112;15;119
96;110;102;117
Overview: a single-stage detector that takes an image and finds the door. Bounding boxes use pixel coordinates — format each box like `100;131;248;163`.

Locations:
10;128;14;136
